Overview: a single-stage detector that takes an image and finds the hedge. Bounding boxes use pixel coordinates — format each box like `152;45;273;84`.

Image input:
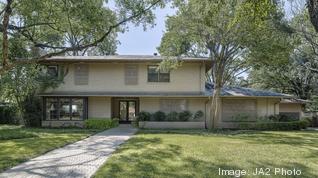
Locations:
239;120;309;131
84;118;119;129
137;110;204;122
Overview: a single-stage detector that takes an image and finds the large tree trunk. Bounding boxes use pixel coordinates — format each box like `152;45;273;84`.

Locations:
2;0;13;68
308;0;318;32
210;86;221;129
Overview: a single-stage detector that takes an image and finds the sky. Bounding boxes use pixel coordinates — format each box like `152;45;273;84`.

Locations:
116;6;176;55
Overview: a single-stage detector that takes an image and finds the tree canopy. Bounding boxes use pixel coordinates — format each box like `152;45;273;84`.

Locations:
158;0;289;128
0;0;166;73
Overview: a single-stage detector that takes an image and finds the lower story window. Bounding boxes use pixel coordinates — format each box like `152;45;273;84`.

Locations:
44;97;87;120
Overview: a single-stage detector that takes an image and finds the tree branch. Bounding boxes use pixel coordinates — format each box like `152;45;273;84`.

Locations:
0;0;163;74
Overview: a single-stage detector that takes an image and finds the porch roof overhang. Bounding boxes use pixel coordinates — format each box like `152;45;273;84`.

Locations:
38;91;210;98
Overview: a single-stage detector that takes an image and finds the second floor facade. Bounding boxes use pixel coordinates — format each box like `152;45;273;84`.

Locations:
42;55;211;94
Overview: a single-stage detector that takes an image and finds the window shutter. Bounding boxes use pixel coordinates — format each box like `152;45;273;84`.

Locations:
125;64;138;85
74;64;89;85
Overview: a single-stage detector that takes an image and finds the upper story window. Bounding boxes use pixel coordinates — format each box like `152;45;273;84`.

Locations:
47;65;58;78
147;65;170;82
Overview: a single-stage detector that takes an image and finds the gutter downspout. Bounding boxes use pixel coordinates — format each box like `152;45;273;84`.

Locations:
274;98;281;115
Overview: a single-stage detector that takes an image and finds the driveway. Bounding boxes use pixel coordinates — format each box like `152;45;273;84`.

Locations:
0;125;137;178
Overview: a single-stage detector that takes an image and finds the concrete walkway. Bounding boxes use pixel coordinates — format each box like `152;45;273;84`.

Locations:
0;125;137;178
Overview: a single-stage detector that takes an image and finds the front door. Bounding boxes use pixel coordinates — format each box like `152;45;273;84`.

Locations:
119;100;136;123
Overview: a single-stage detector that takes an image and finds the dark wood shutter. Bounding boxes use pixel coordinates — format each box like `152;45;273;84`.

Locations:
125;64;138;85
74;64;89;85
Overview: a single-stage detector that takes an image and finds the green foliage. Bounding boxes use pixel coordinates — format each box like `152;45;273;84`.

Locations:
232;113;251;122
178;110;192;121
84;119;119;130
239;120;309;131
22;95;42;127
137;111;152;121
166;111;179;121
193;110;204;120
0;129;38;140
0;106;18;124
139;110;203;122
152;111;166;121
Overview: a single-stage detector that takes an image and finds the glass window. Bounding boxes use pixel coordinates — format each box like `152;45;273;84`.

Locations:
71;98;84;120
46;98;59;120
44;97;86;120
47;66;58;78
59;98;71;120
147;65;170;82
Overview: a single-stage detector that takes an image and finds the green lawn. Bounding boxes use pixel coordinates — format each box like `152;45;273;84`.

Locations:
94;130;318;178
0;125;98;172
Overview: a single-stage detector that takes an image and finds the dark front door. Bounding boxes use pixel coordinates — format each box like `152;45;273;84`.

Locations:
119;101;136;123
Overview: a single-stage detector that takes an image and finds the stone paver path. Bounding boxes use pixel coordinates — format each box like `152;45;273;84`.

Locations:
0;125;137;178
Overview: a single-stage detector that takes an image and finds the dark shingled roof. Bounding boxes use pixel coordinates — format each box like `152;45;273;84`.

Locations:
39;85;292;98
205;83;292;97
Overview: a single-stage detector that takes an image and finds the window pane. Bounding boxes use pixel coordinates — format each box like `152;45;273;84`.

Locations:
47;66;58;77
71;99;84;120
159;73;170;82
148;66;158;73
119;101;127;121
46;98;58;120
59;98;71;120
148;73;159;82
128;101;136;120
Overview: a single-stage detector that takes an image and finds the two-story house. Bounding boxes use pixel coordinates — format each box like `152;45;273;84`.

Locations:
39;55;299;128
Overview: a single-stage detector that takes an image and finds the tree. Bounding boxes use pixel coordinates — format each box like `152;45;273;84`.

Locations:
0;0;166;124
248;7;318;100
308;0;318;32
158;0;290;128
0;0;165;73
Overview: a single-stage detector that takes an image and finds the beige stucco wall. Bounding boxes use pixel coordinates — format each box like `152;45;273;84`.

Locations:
48;63;205;93
88;97;111;118
217;97;280;128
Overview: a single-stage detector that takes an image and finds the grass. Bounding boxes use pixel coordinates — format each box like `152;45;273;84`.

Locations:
94;129;318;178
0;124;99;172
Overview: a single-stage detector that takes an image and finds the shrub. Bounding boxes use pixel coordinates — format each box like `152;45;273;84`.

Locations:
268;114;298;122
303;117;313;127
178;110;192;121
152;111;166;121
137;111;151;121
84;119;119;130
233;113;251;122
166;111;179;121
0;105;17;125
23;95;42;127
239;120;309;131
193;110;204;120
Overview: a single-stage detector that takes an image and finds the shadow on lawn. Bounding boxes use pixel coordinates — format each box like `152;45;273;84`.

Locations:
96;137;246;178
96;130;318;178
98;135;317;178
